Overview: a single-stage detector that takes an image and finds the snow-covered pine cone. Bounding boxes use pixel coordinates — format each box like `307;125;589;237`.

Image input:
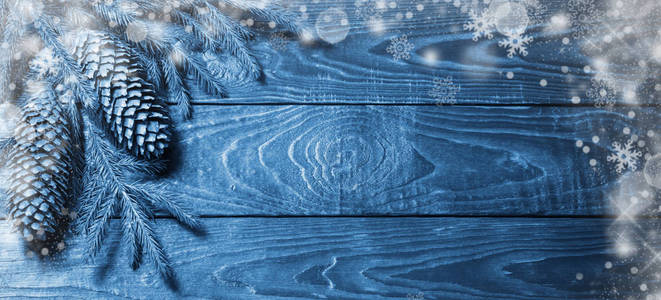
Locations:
5;83;73;246
71;31;171;159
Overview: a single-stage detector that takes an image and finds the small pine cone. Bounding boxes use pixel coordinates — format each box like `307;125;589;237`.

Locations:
71;31;171;159
5;84;73;246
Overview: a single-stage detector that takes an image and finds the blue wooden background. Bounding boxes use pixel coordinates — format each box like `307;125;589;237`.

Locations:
1;0;660;299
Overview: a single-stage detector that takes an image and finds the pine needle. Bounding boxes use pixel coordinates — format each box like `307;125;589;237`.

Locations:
3;0;305;279
79;116;195;278
134;183;201;230
193;2;261;78
33;17;97;109
0;1;27;101
161;57;193;119
137;53;163;90
0;138;14;166
220;0;302;33
176;44;228;97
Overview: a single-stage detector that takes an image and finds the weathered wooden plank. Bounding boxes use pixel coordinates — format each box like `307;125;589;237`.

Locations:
196;0;633;105
150;105;659;216
0;217;649;299
2;105;657;216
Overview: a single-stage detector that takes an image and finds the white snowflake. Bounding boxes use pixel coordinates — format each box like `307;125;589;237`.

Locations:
268;32;289;51
354;0;386;23
464;10;495;41
429;76;461;105
567;0;603;40
519;0;548;26
586;79;617;110
607;139;642;174
386;34;414;61
30;48;61;78
407;292;425;300
498;33;533;58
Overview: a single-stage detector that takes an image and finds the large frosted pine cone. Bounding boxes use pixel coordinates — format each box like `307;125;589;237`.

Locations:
71;30;171;159
5;84;73;246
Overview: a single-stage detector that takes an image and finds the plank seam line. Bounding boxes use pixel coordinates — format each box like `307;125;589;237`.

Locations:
191;214;661;219
183;102;661;108
0;215;655;221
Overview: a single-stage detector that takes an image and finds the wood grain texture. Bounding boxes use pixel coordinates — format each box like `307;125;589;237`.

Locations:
150;105;660;216
0;217;649;299
1;1;657;298
194;0;636;105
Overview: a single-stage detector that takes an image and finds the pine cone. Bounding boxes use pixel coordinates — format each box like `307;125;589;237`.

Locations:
71;31;171;159
5;84;73;247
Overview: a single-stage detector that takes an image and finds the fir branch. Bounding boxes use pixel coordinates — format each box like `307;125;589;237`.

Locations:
87;0;173;56
91;5;174;57
79;116;195;278
65;101;85;214
133;183;200;230
175;43;227;97
200;1;252;40
119;187;171;278
119;194;144;270
81;119;171;272
202;50;247;82
1;0;303;280
115;153;166;176
90;1;144;28
161;57;192;119
0;138;15;166
171;10;218;51
220;0;302;33
63;6;97;29
0;1;27;101
33;17;97;109
192;2;260;78
83;185;116;256
128;21;176;55
78;121;119;242
76;170;103;235
139;53;163;90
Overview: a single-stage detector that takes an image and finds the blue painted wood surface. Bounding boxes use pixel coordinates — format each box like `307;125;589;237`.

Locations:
0;218;653;299
194;0;649;105
155;105;659;216
1;0;658;299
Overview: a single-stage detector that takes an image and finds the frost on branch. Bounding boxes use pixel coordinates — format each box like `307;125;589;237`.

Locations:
0;0;302;279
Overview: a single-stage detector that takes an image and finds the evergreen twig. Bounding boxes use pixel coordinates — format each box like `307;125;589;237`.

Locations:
1;0;302;279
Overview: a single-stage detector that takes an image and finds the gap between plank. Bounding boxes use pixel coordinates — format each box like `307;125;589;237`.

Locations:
0;214;653;221
184;102;661;108
190;214;661;219
1;215;659;223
